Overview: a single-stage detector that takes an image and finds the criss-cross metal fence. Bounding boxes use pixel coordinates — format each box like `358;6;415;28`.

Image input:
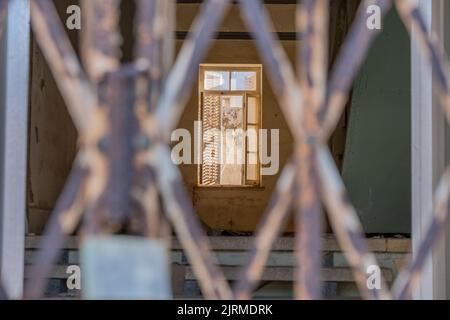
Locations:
0;0;449;300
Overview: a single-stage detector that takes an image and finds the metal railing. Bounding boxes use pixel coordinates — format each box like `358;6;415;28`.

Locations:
0;0;448;300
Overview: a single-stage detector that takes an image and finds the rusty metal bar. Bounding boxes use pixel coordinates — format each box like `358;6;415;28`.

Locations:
81;0;122;83
233;160;296;299
155;0;231;141
30;0;96;133
390;0;450;299
20;0;450;301
395;0;450;122
78;0;124;236
151;145;232;299
319;0;393;141
98;70;137;230
134;0;174;239
316;145;391;299
135;0;174;107
295;0;328;300
24;162;88;299
239;0;303;139
392;168;450;299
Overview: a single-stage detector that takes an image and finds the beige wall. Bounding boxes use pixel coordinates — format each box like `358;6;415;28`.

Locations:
27;0;79;233
27;1;354;234
176;39;296;232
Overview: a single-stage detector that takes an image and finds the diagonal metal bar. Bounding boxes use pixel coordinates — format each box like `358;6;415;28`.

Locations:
316;145;391;300
295;0;328;300
24;160;88;299
319;0;393;141
150;145;233;299
133;0;169;238
233;159;296;299
237;0;391;300
81;0;122;83
392;167;450;299
239;0;303;139
390;0;450;299
155;0;231;140
30;0;96;133
395;0;450;122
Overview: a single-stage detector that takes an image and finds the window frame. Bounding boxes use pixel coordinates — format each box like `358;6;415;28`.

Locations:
198;64;263;188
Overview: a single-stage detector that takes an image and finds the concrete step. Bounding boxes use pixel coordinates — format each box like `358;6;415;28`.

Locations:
24;235;410;299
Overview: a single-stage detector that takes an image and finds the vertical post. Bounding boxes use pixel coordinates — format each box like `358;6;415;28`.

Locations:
411;0;447;300
444;0;450;300
0;0;31;299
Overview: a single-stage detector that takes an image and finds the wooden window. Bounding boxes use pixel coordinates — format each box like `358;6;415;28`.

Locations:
199;64;262;187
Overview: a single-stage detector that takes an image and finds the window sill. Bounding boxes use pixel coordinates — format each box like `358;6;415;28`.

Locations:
194;185;265;191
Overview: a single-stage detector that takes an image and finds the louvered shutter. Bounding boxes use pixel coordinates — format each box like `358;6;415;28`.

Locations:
201;94;221;185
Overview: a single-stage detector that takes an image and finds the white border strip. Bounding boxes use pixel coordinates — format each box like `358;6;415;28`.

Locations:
411;0;447;300
0;0;30;299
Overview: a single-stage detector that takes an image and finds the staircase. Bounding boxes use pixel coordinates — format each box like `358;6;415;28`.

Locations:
25;235;410;299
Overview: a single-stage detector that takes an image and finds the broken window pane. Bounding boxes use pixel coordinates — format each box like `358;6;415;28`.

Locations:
204;71;230;91
231;71;257;91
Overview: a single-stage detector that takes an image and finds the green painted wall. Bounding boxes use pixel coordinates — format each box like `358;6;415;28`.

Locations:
342;8;411;234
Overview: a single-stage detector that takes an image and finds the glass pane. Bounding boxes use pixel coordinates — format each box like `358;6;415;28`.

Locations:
221;96;243;110
204;71;230;91
247;125;258;153
231;71;257;91
248;152;258;164
246;163;258;181
247;96;258;124
220;96;244;185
